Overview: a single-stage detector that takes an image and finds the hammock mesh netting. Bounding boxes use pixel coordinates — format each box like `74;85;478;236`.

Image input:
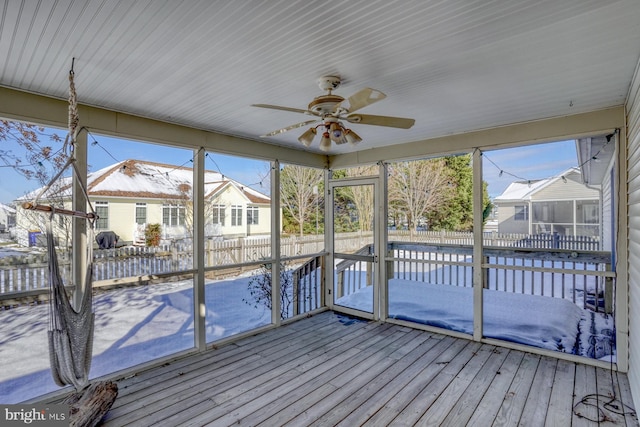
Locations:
47;226;94;391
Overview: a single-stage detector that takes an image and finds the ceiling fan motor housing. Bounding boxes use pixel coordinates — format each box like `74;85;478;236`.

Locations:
308;94;345;115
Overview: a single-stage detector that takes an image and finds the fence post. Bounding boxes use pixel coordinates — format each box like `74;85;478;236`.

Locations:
386;245;395;282
171;244;179;271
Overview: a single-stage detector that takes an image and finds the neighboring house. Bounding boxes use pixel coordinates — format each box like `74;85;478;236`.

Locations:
493;168;600;238
15;159;272;246
0;203;16;233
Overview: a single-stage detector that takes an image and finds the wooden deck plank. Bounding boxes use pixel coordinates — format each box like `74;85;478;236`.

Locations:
308;334;452;426
413;344;500;425
616;371;639;426
360;337;464;427
518;355;557;427
125;318;388;426
334;336;457;427
187;325;422;426
442;348;514;426
596;365;627;425
279;330;432;426
240;330;437;427
572;363;600;426
251;326;428;426
104;313;377;425
544;359;575;427
86;312;638;427
492;352;541;427
386;341;483;426
465;350;525;427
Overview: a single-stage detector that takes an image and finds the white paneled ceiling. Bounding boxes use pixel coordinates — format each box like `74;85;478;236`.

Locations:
1;0;639;154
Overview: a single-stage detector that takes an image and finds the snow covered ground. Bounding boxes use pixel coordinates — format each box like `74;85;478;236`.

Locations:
0;271;616;404
336;279;615;359
0;276;272;403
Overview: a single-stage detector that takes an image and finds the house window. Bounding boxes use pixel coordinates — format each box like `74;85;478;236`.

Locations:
231;205;242;226
135;203;147;224
163;204;185;227
212;204;226;225
577;200;599;224
514;205;528;221
95;201;109;230
247;206;259;225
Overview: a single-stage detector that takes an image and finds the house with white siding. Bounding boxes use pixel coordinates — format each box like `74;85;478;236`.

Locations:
494;167;601;238
0;203;16;233
15;159;272;246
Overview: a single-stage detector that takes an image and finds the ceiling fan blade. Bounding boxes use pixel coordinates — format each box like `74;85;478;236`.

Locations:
252;104;309;115
261;119;319;137
345;114;415;129
335;88;386;114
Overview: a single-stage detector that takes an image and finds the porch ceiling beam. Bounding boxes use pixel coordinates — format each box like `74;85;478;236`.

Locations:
0;86;328;169
329;106;625;168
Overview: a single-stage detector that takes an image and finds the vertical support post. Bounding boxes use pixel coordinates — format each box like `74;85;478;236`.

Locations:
325;169;333;309
271;160;281;325
472;149;484;341
378;161;389;321
193;148;206;351
72;130;87;309
605;263;614;314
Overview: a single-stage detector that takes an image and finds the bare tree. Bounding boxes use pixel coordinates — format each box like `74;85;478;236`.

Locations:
344;165;377;232
280;165;323;237
1;120;72;246
388;159;453;239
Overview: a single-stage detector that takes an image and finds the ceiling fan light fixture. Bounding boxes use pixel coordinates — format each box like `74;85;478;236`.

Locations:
329;122;343;142
319;132;332;152
344;129;362;145
298;127;317;147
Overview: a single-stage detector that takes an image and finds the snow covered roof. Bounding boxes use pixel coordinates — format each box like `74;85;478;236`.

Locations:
20;159;270;204
494;167;580;201
0;203;16;214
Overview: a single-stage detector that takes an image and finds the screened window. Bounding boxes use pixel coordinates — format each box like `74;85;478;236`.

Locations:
212;204;226;225
163;204;185;226
577;200;599;224
514;205;528;221
95;201;109;229
231;205;242;226
135;203;147;224
247;206;259;225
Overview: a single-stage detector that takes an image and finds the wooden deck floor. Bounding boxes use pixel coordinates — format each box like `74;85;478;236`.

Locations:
100;311;637;426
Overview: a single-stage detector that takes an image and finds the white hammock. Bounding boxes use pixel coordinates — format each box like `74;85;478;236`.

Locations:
46;219;95;391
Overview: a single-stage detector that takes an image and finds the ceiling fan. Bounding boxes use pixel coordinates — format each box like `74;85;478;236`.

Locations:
252;76;415;151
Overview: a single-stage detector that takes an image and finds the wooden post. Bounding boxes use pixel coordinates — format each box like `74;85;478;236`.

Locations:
605;263;614;314
72;130;88;309
337;270;344;298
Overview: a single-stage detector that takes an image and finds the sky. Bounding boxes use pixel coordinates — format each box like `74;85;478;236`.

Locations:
481;139;578;198
0;128;578;204
0;130;271;204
